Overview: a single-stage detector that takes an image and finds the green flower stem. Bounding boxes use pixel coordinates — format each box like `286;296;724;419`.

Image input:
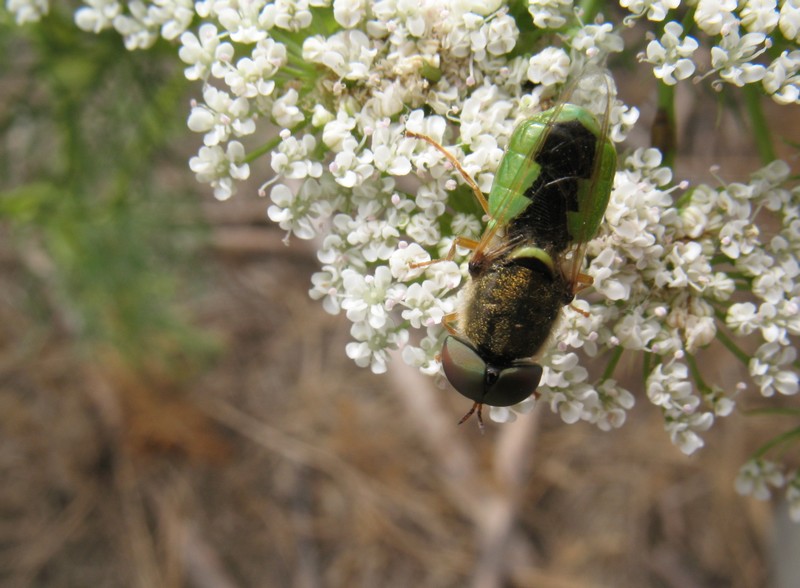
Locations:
653;81;676;169
601;346;624;381
245;133;286;164
753;426;800;459
743;84;776;165
743;406;800;417
578;0;604;23
714;325;752;367
686;353;711;395
680;5;698;35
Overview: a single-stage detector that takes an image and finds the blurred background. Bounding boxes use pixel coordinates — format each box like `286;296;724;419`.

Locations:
1;13;797;588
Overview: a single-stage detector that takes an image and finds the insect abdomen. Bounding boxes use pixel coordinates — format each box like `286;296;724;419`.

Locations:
461;254;566;366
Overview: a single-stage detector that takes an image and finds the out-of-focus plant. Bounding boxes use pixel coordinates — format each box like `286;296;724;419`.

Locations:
4;0;798;519
0;9;215;372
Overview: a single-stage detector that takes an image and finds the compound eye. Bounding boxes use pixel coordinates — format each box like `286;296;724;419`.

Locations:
441;336;486;403
483;363;543;407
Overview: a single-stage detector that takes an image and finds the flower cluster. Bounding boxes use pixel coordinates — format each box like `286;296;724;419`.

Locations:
6;0;798;516
636;0;800;103
736;459;800;521
581;153;799;457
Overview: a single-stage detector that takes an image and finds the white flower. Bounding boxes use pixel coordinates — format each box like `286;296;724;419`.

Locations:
613;310;661;350
695;0;739;36
341;266;394;329
389;243;432;281
7;0;49;24
571;23;624;61
329;137;375;188
710;30;769;87
668;412;713;455
112;3;158;50
272;88;305;128
736;459;786;500
188;86;255;146
780;0;800;42
527;0;572;29
485;11;519;56
75;0;119;32
590;379;635;431
647;361;693;409
261;0;314;32
763;50;800;104
147;0;194;41
371;124;414;176
740;0;779;33
620;0;680;21
346;320;408;374
333;0;366;28
405;214;441;246
271;134;324;180
642;21;698;85
309;265;342;315
720;219;759;258
399;281;451;328
527;47;571;86
267;178;336;240
303;29;377;80
750;342;799;396
216;0;270;43
346;218;400;262
726;302;760;335
225;38;286;98
489;396;537;424
322;111;358;151
54;0;800;500
787;477;800;522
179;24;234;82
188;141;250;201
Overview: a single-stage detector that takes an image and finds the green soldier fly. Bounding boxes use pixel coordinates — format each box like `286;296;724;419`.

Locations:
406;70;618;429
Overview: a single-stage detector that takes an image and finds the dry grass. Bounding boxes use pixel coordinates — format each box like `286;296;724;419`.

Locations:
1;64;795;587
0;196;779;587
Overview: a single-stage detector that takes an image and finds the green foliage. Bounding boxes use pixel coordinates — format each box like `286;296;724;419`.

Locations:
0;11;218;372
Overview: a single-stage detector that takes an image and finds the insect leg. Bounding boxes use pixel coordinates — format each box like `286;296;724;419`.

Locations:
573;272;594;290
405;130;489;215
409;235;481;268
442;312;459;335
568;273;595;317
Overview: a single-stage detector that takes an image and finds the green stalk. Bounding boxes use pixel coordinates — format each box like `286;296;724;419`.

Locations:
686;354;711;394
714;326;751;367
601;346;624;381
653;81;677;169
742;406;800;417
578;0;603;22
743;84;776;164
753;426;800;459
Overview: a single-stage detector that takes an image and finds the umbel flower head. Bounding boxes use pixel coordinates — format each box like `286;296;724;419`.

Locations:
10;0;799;518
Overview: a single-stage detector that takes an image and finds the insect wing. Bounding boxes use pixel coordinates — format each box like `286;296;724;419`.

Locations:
482;73;600;242
491;70;616;291
562;73;617;290
568;74;617;243
472;92;579;260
